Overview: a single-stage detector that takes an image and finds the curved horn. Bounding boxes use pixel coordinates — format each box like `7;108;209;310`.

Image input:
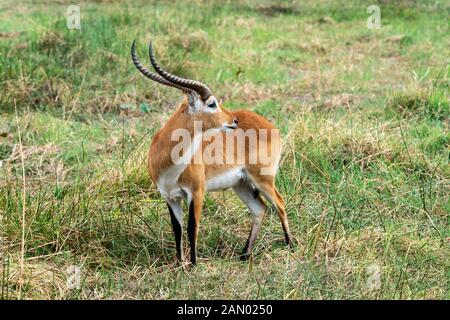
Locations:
148;41;213;101
131;40;195;94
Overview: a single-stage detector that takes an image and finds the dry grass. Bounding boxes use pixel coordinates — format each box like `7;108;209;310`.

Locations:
0;0;449;300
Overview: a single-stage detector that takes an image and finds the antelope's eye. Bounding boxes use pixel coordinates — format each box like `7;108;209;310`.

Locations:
207;102;217;109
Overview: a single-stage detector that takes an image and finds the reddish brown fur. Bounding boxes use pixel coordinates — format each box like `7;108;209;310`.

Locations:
148;95;292;263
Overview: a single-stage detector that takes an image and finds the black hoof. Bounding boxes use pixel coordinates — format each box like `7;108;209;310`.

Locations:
285;233;294;247
240;252;251;261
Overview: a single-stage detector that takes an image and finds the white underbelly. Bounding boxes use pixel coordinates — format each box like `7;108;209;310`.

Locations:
157;165;245;202
206;167;244;192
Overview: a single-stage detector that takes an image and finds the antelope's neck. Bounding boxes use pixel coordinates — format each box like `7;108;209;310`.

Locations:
150;113;202;201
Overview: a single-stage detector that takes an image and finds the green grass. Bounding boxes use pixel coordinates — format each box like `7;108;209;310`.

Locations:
0;0;449;299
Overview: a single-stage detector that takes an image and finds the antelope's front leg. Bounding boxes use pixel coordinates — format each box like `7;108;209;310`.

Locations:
188;189;204;265
166;200;183;262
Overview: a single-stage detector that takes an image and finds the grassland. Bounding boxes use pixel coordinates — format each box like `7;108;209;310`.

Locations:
0;0;449;299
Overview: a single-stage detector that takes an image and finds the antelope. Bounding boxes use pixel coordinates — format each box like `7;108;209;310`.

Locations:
131;40;292;264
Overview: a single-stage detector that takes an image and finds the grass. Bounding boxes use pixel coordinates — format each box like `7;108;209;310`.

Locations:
0;0;449;299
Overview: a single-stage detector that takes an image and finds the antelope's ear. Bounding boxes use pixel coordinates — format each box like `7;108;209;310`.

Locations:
187;93;200;112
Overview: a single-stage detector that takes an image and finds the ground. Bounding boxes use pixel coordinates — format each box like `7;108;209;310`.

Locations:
0;0;448;299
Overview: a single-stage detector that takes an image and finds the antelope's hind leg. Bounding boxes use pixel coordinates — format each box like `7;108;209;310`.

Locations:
255;180;292;246
233;182;267;260
166;200;184;262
